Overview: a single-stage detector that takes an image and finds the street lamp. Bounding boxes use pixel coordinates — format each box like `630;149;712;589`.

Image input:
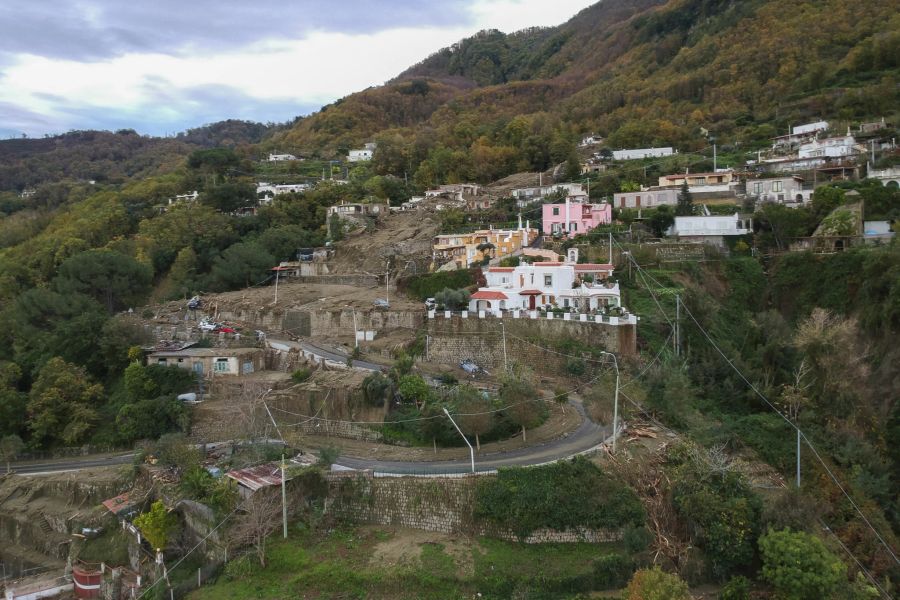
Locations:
598;351;620;453
442;407;475;473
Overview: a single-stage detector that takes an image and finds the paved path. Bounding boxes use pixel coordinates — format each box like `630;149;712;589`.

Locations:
299;340;387;372
10;452;134;475
336;401;612;474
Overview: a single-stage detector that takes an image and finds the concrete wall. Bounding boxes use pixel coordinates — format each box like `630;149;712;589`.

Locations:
284;310;422;339
324;472;622;544
424;314;635;373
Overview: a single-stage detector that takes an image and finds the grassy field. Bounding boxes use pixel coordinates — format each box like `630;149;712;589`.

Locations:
186;525;627;600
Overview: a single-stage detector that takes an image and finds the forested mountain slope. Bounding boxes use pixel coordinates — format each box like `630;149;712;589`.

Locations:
270;0;899;184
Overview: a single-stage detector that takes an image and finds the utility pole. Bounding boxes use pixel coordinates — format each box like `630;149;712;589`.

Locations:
273;268;280;305
352;309;359;349
281;454;288;538
443;408;475;473
713;142;717;172
675;294;681;357
796;429;801;488
608;231;612;265
500;321;508;372
599;351;620;453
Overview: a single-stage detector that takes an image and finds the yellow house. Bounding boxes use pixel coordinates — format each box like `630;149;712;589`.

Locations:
433;220;538;270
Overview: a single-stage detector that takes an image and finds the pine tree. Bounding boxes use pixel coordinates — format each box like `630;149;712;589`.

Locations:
676;181;694;216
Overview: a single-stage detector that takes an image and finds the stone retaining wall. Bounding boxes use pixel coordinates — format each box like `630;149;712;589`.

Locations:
324;472;622;544
425;313;635;373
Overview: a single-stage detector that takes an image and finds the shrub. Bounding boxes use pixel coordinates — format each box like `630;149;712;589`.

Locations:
623;525;653;554
291;368;312;384
624;566;691;600
434;287;470;310
474;457;644;539
759;528;844;600
719;575;750;600
222;555;254;581
404;270;474;300
565;357;586;377
593;553;635;589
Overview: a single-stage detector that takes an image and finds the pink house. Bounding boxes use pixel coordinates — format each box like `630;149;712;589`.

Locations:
542;199;612;238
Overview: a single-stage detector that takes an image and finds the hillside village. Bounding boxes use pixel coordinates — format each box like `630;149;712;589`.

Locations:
1;1;900;599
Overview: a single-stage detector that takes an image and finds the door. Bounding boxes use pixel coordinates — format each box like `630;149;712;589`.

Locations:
192;361;203;375
529;295;536;310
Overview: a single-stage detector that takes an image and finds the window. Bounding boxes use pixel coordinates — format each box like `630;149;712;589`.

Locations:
544;275;552;286
157;358;167;364
772;181;783;192
753;182;763;194
214;358;229;373
552;207;559;216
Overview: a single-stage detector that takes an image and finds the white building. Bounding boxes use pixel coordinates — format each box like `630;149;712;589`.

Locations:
467;258;620;314
612;147;675;161
579;134;603;148
256;182;311;201
613;188;679;209
669;213;752;248
799;135;858;159
771;121;830;149
511;182;585;207
745;176;811;205
267;153;298;162
867;165;900;188
167;191;199;205
348;142;377;162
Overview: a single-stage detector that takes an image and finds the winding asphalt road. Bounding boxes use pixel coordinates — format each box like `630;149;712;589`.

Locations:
11;343;613;476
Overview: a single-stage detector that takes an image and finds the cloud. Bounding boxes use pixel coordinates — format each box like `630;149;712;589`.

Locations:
0;1;474;61
0;0;599;136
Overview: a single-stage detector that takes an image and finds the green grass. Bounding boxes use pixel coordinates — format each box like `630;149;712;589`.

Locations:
78;528;130;565
187;525;626;600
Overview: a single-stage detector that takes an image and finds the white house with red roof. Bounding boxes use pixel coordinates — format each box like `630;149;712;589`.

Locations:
468;254;621;314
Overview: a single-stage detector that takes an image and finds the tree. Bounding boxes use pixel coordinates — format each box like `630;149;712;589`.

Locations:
208;242;274;290
759;528;845;600
362;371;393;407
202;182;256;213
229;490;282;567
675;181;693;216
624;566;691;600
0;434;24;473
54;249;153;312
451;385;493;450
0;363;27;437
500;368;543;441
134;500;179;551
434;287;470;310
647;205;675;237
397;375;432;409
154;432;200;472
27;358;104;446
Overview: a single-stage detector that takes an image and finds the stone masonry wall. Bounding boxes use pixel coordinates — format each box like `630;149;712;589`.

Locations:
425;314;635;373
324;472;622;544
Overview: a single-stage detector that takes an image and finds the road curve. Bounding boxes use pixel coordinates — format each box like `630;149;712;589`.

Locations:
335;401;612;474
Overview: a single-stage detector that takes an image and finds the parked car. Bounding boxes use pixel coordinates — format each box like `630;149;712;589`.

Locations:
424;298;436;310
373;298;390;309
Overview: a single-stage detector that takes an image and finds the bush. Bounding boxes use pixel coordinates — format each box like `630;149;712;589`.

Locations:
222;555;254;581
759;528;845;600
593;553;635;589
623;525;653;554
565;357;586;377
403;270;474;300
474;457;644;539
624;566;691;600
719;575;750;600
291;367;312;384
434;287;470;310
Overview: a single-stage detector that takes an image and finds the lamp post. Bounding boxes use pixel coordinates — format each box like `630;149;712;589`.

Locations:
442;407;475;473
598;351;620;453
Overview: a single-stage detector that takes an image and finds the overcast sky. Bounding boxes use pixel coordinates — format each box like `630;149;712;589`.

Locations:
0;0;596;138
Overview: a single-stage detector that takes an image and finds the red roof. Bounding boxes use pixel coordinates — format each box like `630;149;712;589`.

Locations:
488;267;514;272
518;289;542;295
574;263;614;271
226;462;284;491
471;291;508;300
102;492;134;516
536;262;562;266
271;266;294;271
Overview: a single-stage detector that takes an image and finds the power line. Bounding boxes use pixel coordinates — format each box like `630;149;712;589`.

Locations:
618;237;899;566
